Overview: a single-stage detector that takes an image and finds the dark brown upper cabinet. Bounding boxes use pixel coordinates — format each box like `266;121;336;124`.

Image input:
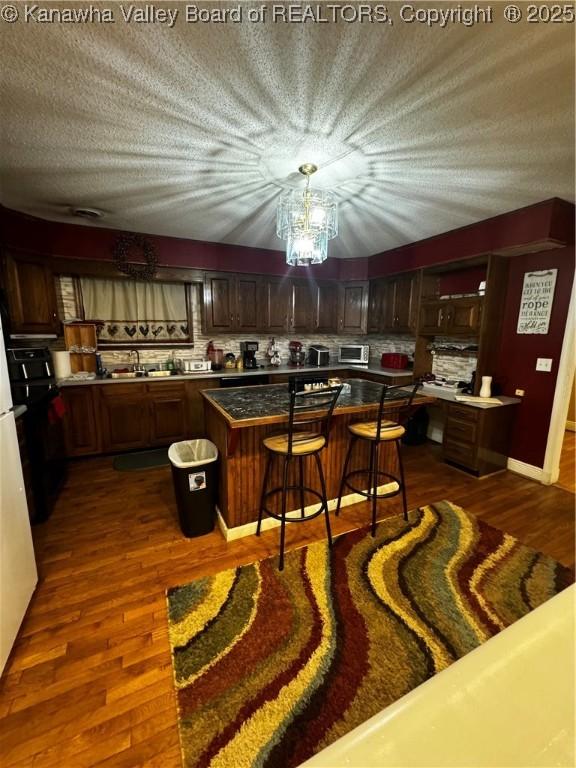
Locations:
367;279;386;334
203;272;262;334
381;273;419;333
312;281;339;334
289;280;314;334
2;250;60;334
261;277;291;333
367;272;419;335
419;296;483;336
338;281;369;334
236;275;260;332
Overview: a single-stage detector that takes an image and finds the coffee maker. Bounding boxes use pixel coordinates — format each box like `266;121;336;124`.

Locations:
288;340;306;366
240;341;259;369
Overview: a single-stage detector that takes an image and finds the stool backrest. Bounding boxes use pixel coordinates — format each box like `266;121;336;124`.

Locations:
287;385;343;455
375;381;420;435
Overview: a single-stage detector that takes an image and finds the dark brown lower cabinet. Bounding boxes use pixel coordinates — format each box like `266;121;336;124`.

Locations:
149;382;189;446
98;384;150;453
61;379;222;457
442;402;517;476
62;386;101;456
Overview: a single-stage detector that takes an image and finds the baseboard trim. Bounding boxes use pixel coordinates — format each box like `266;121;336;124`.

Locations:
507;458;553;485
566;420;576;432
216;482;400;542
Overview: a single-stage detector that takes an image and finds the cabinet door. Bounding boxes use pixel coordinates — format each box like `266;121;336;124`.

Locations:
290;280;313;333
261;278;290;333
236;275;261;332
98;384;149;452
62;386;100;456
203;273;236;333
419;301;446;335
338;282;368;334
381;280;397;332
367;279;385;334
394;274;418;333
3;251;60;334
313;281;339;333
446;298;482;335
148;383;188;446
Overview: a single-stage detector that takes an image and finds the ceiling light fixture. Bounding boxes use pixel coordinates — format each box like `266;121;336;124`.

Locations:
276;163;338;267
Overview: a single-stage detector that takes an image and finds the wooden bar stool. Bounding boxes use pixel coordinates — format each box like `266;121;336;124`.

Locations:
336;382;420;536
257;384;342;570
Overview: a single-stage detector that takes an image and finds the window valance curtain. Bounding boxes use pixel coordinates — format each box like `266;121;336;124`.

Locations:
80;277;189;343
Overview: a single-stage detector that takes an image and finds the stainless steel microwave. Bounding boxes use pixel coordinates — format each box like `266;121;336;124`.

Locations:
338;344;369;364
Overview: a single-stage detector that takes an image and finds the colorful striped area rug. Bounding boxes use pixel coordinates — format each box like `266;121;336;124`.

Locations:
166;500;573;768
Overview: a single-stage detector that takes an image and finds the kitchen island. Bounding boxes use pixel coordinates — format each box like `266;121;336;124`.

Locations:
202;379;433;538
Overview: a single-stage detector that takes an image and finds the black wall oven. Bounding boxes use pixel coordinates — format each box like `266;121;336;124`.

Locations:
7;347;67;523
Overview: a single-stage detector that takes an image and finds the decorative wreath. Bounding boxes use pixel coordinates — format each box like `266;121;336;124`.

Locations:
112;233;158;281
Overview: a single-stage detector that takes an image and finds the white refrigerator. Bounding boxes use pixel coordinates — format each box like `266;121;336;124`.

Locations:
0;318;38;674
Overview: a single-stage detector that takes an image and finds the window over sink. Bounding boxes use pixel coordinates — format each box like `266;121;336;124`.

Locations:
79;277;193;345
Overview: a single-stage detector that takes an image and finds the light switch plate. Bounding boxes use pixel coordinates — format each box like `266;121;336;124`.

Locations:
515;389;525;396
536;358;553;372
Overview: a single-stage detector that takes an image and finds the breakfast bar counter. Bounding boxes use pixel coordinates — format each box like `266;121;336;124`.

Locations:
201;379;433;537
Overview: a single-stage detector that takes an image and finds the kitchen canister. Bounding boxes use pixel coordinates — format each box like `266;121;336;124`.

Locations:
52;350;71;379
479;376;492;398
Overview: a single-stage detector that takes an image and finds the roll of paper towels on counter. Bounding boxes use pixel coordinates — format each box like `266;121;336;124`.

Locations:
52;351;71;379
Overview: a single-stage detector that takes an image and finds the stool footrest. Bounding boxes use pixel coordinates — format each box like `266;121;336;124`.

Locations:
261;486;327;523
342;469;401;500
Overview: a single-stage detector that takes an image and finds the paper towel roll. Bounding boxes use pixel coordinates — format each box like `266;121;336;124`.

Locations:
52;351;71;379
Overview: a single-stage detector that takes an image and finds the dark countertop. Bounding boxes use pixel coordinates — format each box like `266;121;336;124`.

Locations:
202;378;431;428
57;363;413;387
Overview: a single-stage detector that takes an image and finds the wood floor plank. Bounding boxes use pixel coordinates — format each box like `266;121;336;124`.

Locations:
1;444;573;767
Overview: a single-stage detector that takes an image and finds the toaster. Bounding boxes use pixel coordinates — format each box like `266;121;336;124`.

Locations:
187;360;212;372
308;345;330;366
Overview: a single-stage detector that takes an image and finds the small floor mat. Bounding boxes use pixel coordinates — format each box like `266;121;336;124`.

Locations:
113;448;170;471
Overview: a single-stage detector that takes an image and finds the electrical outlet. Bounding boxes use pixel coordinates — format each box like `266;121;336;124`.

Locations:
536;358;553;372
515;389;525;396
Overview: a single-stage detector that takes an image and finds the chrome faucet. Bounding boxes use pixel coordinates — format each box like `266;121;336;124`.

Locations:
128;349;142;372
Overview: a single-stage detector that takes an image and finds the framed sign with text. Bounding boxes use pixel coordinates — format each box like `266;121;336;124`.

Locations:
517;269;557;335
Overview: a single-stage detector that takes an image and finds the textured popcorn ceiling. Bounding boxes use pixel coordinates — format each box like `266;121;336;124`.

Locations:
1;4;574;258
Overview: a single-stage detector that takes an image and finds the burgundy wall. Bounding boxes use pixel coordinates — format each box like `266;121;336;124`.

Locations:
438;266;487;296
0;207;368;281
495;245;574;467
368;198;573;277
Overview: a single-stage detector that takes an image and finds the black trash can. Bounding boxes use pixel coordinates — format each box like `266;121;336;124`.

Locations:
168;439;218;537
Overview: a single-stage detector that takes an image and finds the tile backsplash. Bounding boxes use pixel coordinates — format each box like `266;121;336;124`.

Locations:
45;279;475;382
55;279;417;369
429;336;478;382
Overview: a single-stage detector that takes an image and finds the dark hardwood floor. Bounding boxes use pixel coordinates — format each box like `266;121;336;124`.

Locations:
0;441;574;767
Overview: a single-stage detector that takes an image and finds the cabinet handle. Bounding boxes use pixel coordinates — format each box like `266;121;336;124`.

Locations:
439;310;444;324
237;314;240;324
230;314;234;323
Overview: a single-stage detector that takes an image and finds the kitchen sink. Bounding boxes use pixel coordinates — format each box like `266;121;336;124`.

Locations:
146;370;172;377
110;371;140;379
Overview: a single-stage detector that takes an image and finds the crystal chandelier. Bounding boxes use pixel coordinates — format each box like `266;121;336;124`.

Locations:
276;163;338;266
